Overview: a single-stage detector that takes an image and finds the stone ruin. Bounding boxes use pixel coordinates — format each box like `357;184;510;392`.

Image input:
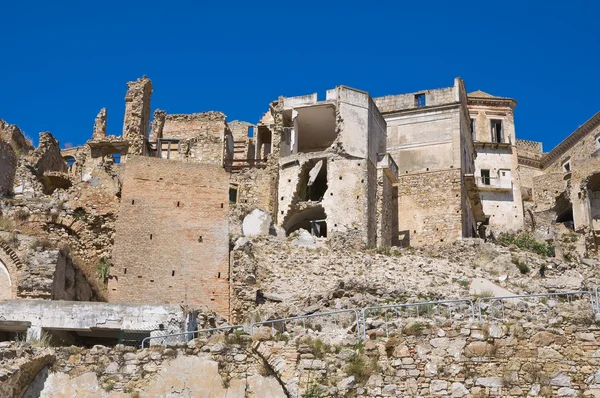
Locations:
1;75;600;396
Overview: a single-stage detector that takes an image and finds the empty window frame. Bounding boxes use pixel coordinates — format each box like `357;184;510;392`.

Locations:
470;118;476;141
562;158;571;173
490;119;504;143
596;134;600;150
158;139;181;159
229;184;238;204
414;93;426;107
481;169;491;185
112;153;121;164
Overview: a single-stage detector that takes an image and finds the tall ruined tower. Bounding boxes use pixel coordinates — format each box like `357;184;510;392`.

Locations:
122;76;152;156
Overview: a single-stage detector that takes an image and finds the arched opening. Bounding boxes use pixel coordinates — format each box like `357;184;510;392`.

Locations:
64;156;76;173
554;191;574;229
0;260;12;300
283;205;327;237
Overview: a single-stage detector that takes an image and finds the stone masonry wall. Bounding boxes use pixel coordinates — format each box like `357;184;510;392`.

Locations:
533;172;568;212
396;168;463;247
376;168;393;247
108;157;230;318
162;112;229;166
0;141;17;195
122;76;152;156
374;86;456;113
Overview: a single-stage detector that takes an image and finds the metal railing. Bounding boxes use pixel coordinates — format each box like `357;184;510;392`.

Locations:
140;325;246;348
362;299;475;340
478;291;595;323
139;289;600;347
250;309;361;339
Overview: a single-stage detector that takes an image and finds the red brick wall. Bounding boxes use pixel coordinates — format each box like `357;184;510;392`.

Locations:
108;157;230;318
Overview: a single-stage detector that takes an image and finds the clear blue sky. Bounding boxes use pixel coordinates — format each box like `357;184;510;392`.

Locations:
1;0;598;151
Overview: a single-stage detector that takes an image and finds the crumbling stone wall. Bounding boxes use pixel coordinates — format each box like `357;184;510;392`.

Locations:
396;169;463;247
149;109;166;142
533;172;567;213
122;76;152;156
375;85;456;112
0;234;100;301
13;132;69;197
0;141;17;195
109;157;230;318
376;168;394;247
161;112;230;165
228;120;253;160
92;108;107;140
0;118;33;155
231;168;273;211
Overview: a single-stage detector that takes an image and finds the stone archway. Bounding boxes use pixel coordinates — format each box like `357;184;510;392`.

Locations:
0;240;22;299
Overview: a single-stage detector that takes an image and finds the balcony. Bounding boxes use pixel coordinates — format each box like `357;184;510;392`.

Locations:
377;153;398;183
474;136;512;151
476;176;512;191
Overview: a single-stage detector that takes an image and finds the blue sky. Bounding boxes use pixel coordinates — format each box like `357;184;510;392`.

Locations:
0;0;598;151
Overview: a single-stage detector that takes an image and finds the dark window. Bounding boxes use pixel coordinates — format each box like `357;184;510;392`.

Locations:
229;186;238;204
414;94;426;107
563;160;571;173
470;118;476;140
490;119;503;143
481;169;491;185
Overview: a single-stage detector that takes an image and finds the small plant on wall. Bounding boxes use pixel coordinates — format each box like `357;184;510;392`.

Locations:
98;258;111;283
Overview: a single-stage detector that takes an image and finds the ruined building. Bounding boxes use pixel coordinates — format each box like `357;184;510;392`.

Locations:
518;111;600;256
0;74;599;346
375;78;485;246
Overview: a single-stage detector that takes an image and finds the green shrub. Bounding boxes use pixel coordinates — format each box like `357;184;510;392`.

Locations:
497;232;555;257
513;259;530;274
98;258;111;282
345;354;378;384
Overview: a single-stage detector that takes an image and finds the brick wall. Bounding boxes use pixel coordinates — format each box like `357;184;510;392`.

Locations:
0;141;17;195
108;157;230;318
396;169;463;247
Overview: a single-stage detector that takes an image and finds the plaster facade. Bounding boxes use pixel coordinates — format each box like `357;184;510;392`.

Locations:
468;91;524;234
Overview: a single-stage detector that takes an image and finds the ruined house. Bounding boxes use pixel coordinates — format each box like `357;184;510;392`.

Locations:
518;111;600;255
468;90;524;234
273;87;394;246
374;78;485;247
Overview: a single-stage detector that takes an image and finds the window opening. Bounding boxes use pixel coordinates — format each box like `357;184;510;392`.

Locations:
481;169;491;185
310;220;327;237
301;160;327;201
229;185;238;204
562;159;571;173
490;119;503;143
112;153;121;164
470;118;476;140
414;94;426;107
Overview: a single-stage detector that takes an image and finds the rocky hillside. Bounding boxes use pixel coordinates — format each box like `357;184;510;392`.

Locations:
231;232;599;325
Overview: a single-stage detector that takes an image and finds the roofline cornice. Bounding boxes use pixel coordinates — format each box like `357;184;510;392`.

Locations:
467;97;517;109
541;111;600;168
